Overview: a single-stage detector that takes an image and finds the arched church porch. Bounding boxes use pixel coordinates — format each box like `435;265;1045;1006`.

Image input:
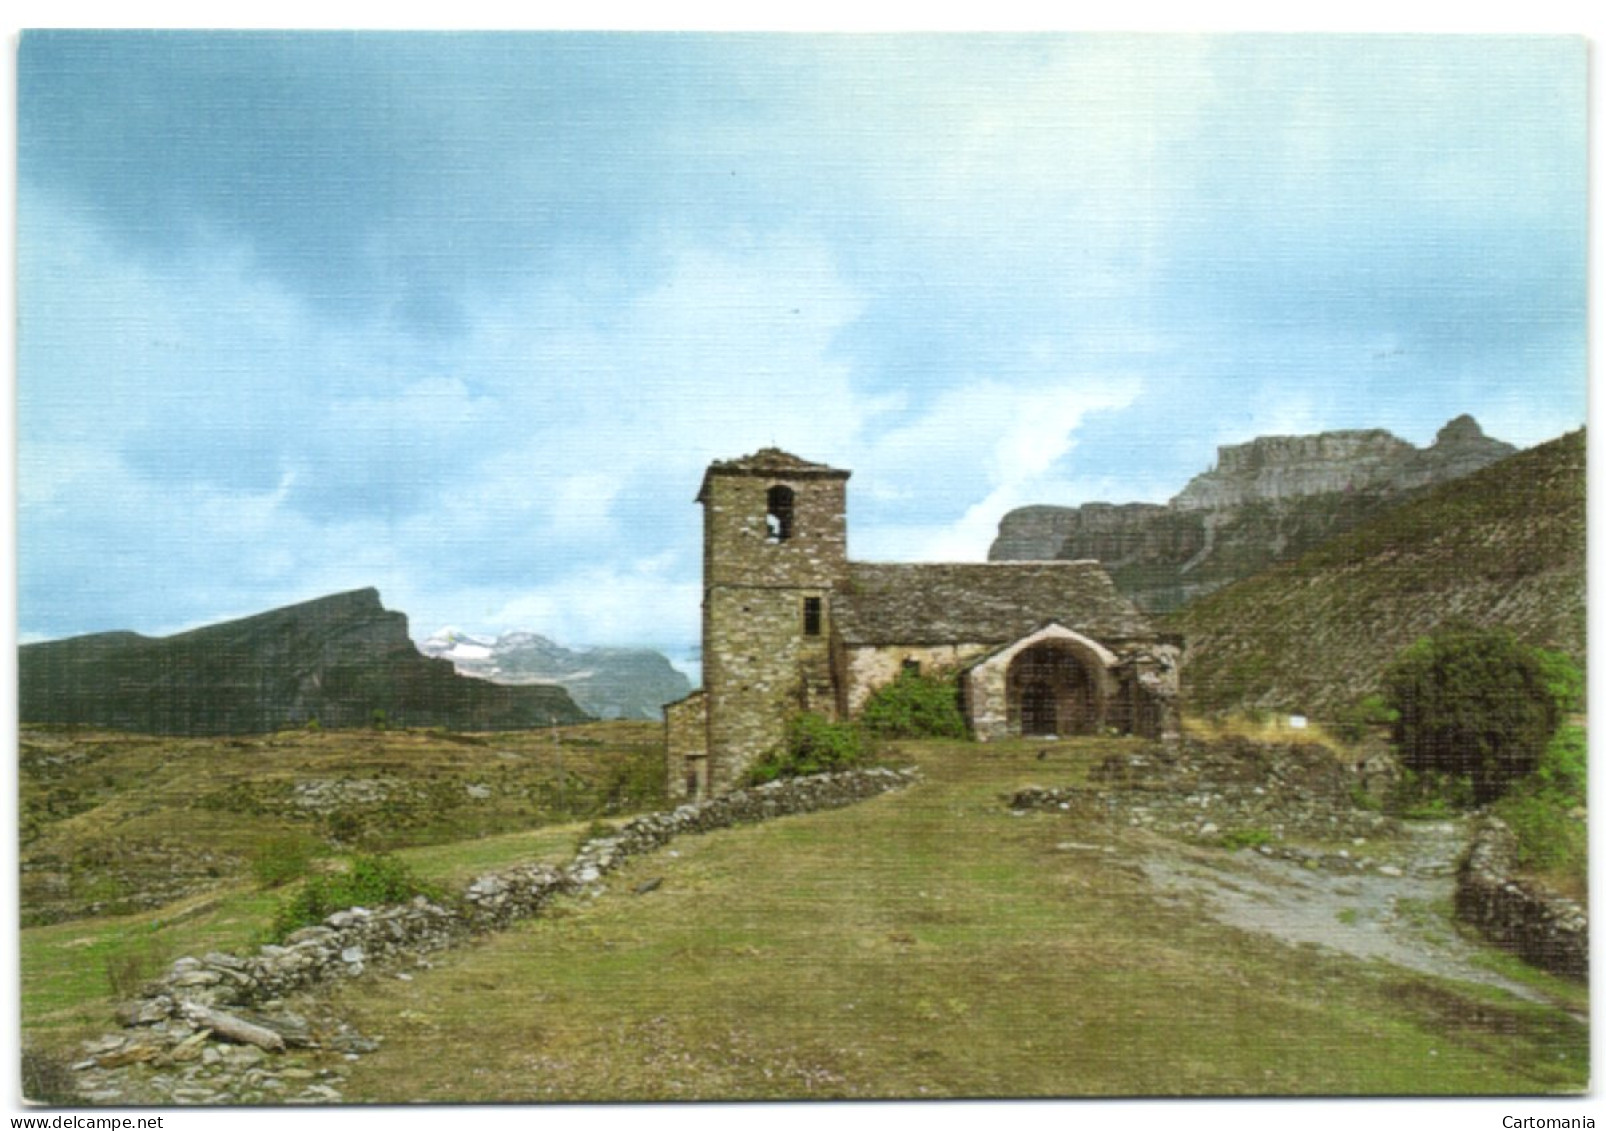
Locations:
963;624;1123;742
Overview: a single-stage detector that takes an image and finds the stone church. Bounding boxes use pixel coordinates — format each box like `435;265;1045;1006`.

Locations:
666;449;1181;800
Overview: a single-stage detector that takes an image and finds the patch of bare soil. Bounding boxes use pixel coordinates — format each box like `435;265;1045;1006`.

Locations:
1138;819;1555;1005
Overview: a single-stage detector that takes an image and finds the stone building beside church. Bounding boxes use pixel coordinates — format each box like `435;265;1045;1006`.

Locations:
666;449;1181;800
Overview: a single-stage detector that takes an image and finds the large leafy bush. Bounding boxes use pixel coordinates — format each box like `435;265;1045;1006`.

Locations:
1381;624;1576;805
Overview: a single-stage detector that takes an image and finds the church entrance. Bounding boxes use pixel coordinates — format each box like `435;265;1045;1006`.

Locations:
1019;683;1058;736
1006;641;1103;737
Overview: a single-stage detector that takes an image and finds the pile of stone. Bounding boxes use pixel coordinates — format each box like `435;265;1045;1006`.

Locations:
1011;738;1397;848
69;765;919;1104
68;1007;365;1105
1455;815;1588;979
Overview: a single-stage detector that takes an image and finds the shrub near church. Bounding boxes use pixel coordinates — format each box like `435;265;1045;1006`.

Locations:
1382;623;1574;805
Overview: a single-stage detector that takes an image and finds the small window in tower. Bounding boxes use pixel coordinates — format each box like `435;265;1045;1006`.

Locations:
803;596;822;636
766;485;795;543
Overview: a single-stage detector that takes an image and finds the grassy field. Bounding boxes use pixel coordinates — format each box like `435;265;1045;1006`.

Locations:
20;726;1588;1099
326;735;1586;1100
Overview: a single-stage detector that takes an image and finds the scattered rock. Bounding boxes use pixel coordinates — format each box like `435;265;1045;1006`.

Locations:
1012;738;1397;851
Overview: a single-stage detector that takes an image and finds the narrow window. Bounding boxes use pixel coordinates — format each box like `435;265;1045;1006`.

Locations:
902;658;922;676
803;596;822;636
766;485;795;543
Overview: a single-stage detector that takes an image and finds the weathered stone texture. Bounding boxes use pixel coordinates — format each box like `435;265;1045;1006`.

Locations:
698;450;849;794
836;561;1152;645
1454;815;1587;979
839;643;988;716
699;459;850;591
664;691;708;801
705;587;834;792
1010;737;1399;846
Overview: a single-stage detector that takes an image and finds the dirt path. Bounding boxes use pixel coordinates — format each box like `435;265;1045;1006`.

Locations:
1138;819;1562;1007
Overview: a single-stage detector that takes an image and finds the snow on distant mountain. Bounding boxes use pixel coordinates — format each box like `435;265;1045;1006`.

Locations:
417;628;691;721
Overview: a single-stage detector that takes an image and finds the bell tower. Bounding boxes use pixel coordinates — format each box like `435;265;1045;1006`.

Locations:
695;449;850;792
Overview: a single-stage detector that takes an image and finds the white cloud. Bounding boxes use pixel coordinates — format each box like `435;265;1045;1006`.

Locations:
856;377;1141;562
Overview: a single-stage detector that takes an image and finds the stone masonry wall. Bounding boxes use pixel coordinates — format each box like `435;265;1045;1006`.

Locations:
664;691;708;802
702;474;849;590
1454;815;1587;979
839;643;989;717
701;467;849;794
705;586;832;793
78;767;920;1092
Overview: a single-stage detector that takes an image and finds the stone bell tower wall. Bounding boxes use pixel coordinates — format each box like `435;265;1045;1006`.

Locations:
698;462;849;792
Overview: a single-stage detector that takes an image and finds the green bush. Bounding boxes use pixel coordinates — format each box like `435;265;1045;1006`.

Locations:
270;853;440;941
1530;722;1587;799
1492;724;1587;883
1220;828;1274;851
1381;624;1573;805
858;668;968;739
1389;767;1476;819
746;713;867;785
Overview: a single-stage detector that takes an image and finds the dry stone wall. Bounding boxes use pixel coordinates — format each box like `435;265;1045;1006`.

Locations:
71;767;918;1102
1454;815;1588;979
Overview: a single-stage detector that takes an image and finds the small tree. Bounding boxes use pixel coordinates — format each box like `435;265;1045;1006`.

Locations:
1381;624;1571;805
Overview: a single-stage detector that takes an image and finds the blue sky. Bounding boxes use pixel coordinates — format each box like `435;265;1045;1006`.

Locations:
16;32;1587;662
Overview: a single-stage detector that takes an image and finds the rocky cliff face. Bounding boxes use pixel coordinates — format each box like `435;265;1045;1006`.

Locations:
1171;429;1416;511
1173;415;1517;510
418;629;691;721
19;589;588;735
989;416;1516;612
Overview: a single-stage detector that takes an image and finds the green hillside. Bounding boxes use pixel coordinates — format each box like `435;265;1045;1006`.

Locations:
1171;429;1585;717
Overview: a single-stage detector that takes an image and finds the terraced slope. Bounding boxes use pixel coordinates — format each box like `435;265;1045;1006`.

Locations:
1171;429;1585;717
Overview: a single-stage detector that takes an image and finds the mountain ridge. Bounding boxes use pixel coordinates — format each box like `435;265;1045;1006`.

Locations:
417;627;691;721
989;415;1517;612
19;588;588;735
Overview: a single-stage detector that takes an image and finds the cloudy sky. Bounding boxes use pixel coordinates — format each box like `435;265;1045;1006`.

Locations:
16;31;1586;665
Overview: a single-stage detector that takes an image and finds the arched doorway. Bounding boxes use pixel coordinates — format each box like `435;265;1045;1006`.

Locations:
1007;641;1104;737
